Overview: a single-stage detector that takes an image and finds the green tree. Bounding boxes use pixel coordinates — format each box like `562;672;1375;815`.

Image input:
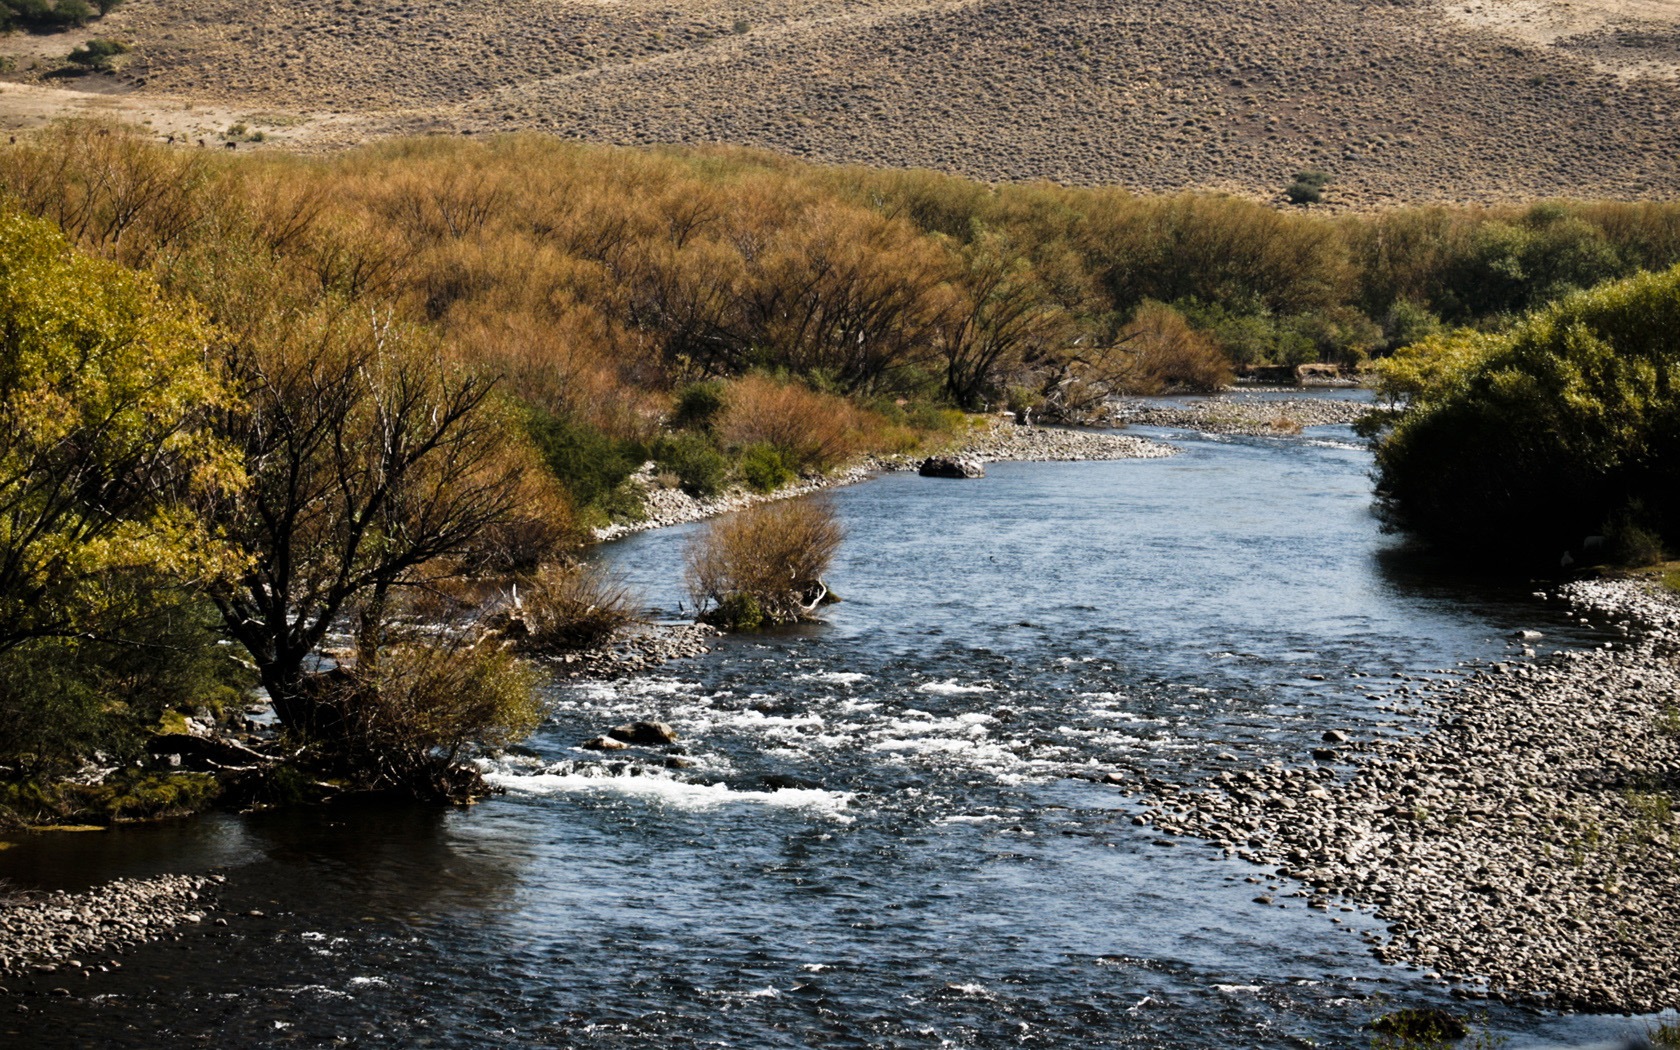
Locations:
0;208;238;657
1372;264;1680;560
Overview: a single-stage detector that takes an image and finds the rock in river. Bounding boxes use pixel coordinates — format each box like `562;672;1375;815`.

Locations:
917;456;986;479
607;721;680;746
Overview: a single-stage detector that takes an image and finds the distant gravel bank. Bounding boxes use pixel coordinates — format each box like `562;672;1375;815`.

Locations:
1129;577;1680;1012
594;423;1175;540
0;874;223;979
1105;396;1373;435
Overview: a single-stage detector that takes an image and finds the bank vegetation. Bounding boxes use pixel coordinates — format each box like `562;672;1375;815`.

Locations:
4;122;1680;821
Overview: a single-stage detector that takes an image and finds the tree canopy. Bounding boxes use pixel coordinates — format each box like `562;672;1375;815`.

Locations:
1372;263;1680;561
0;206;238;655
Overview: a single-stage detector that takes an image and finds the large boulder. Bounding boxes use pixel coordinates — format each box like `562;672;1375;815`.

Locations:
918;455;985;479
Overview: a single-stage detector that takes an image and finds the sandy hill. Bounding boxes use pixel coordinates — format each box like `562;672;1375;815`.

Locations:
2;0;1679;204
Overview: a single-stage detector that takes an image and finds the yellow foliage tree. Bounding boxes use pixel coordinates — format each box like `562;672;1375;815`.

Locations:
0;207;240;654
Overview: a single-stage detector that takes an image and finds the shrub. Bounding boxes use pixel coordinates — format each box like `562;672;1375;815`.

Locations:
337;637;541;799
517;563;639;650
716;374;870;472
651;431;729;497
526;407;644;513
65;36;125;70
671;380;727;431
1372;264;1680;561
1285;171;1330;206
1604;501;1666;568
52;0;93;26
738;442;794;492
1115;301;1232;393
685;498;843;629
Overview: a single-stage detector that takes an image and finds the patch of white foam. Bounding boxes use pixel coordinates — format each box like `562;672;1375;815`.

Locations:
485;769;853;821
797;671;871;685
916;679;995;695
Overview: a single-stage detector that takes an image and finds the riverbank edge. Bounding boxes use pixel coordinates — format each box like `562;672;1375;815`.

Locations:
592;420;1177;542
1126;574;1680;1013
0;873;224;980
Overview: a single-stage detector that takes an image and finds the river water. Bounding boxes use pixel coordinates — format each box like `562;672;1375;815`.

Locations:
0;406;1659;1048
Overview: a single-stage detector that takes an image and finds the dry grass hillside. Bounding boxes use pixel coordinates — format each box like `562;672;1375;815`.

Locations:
2;0;1679;204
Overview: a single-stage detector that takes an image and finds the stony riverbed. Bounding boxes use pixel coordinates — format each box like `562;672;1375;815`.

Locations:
1128;576;1680;1012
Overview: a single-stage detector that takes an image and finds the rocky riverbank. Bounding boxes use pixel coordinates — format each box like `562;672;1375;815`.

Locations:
538;623;720;680
1105;396;1373;435
594;422;1175;540
1126;576;1680;1012
0;874;223;980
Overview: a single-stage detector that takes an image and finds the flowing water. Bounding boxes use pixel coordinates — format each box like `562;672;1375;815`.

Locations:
0;404;1660;1048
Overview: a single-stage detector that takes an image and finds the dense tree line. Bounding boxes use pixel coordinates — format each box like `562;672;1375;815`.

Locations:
4;123;1680;810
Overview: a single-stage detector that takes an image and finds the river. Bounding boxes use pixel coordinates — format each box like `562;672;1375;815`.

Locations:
0;407;1660;1048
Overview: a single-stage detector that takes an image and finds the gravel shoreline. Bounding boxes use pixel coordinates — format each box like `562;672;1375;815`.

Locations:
0;874;223;980
537;623;720;680
1127;576;1680;1012
1105;395;1373;434
593;422;1174;541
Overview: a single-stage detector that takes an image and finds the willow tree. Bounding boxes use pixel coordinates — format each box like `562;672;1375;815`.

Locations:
202;306;566;730
0;207;237;656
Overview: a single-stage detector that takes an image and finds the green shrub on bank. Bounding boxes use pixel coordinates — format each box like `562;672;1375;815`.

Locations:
652;431;729;497
525;407;644;516
1372;264;1680;561
671;380;727;431
0;771;221;827
738;442;795;492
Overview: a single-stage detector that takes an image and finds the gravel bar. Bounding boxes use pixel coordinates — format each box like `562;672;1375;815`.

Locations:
1128;577;1680;1012
1106;396;1374;434
0;873;223;979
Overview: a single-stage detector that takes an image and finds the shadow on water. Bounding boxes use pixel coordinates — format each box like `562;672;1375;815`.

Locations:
0;414;1660;1049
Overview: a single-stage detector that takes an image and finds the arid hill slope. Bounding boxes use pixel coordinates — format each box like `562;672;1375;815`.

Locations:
3;0;1679;204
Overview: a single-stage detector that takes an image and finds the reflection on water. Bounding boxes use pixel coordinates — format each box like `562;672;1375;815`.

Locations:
0;418;1655;1049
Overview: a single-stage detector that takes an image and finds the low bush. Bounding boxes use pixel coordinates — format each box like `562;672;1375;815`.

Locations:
738;442;794;492
1;0;99;31
671;380;727;431
525;407;644;514
651;431;729;497
1285;171;1330;206
517;562;639;650
685;498;843;630
717;374;870;472
66;37;127;71
1604;501;1666;568
335;636;541;800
